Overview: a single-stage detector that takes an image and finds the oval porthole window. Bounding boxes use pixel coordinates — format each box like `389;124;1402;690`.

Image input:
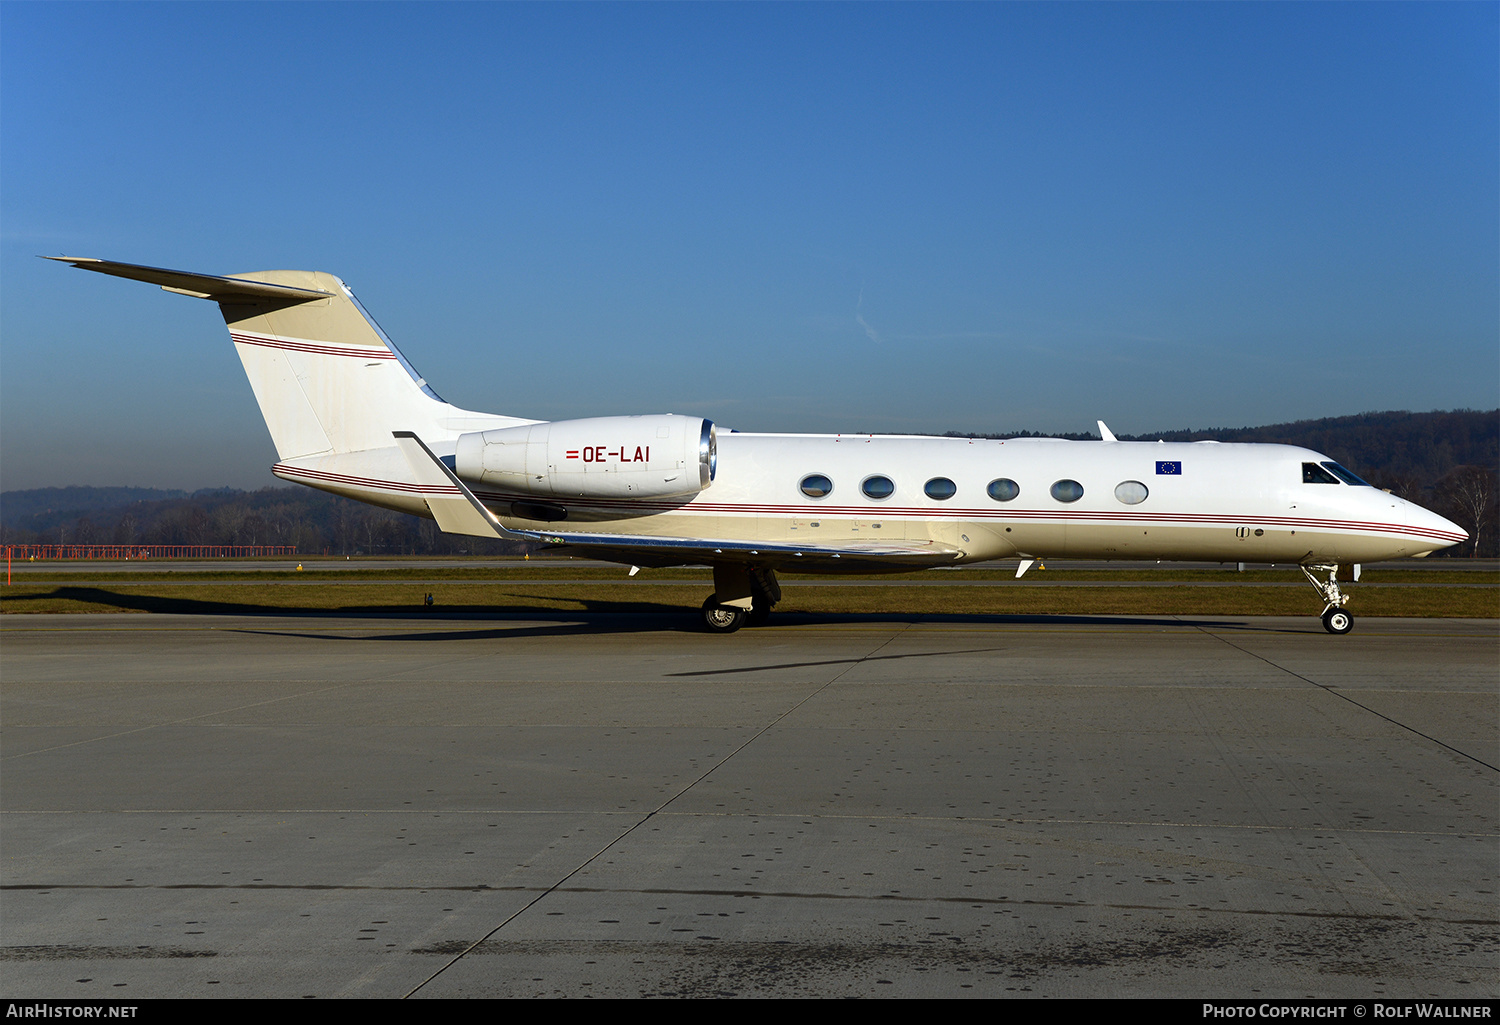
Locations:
1114;480;1148;505
861;475;896;500
1050;479;1084;503
924;477;957;500
987;478;1020;502
799;474;833;498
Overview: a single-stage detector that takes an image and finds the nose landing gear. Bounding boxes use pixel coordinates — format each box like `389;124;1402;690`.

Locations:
1301;563;1355;634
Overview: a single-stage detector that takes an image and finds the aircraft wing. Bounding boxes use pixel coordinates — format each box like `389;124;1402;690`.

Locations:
520;530;964;572
394;431;963;572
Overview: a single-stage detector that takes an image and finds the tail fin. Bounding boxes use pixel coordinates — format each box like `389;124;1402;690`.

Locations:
48;257;469;460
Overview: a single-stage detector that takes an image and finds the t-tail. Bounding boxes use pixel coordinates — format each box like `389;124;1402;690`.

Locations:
46;257;531;512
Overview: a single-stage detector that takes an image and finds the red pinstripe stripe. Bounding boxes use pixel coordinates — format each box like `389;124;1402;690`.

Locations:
274;465;458;495
272;466;1463;542
232;332;396;360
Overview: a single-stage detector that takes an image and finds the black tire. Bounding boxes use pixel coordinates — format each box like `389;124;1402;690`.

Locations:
1321;608;1354;635
702;595;747;634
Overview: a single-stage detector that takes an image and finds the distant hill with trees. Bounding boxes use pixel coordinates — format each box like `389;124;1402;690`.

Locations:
0;481;530;557
1123;409;1497;489
1;486;190;524
4;409;1495;557
945;408;1497;481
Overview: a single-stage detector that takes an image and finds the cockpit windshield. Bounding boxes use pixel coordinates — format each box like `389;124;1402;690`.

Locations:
1321;461;1371;486
1302;461;1372;486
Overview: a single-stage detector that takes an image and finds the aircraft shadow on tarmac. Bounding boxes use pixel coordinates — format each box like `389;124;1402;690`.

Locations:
6;586;1295;642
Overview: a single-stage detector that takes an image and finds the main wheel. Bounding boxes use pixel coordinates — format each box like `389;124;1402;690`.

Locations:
1321;607;1353;635
701;595;747;634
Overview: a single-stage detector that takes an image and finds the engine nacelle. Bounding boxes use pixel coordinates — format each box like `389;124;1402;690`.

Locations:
454;414;717;500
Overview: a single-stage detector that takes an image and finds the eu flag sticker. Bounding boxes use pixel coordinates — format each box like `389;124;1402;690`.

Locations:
1156;461;1181;475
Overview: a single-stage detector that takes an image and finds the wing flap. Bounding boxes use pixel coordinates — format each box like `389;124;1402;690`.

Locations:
528;528;960;570
527;529;964;571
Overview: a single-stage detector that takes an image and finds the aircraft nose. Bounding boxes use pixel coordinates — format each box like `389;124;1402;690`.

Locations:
1407;501;1468;554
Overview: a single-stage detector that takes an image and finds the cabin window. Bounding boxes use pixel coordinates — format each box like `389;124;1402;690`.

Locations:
1050;479;1084;503
799;474;833;498
1114;480;1149;505
1322;461;1371;486
1302;463;1340;485
861;475;896;500
987;478;1020;502
924;477;957;500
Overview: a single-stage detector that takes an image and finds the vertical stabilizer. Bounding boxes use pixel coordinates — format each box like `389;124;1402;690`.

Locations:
47;257;527;463
218;268;445;459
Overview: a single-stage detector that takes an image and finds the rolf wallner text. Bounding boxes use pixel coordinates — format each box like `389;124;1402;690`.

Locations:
1204;1007;1492;1019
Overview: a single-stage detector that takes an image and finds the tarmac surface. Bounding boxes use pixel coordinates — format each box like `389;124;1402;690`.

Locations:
1;610;1495;998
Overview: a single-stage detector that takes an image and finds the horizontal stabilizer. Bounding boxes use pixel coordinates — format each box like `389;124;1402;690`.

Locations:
44;257;334;304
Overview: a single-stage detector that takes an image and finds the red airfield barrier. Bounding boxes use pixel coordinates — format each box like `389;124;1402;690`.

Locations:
5;545;298;561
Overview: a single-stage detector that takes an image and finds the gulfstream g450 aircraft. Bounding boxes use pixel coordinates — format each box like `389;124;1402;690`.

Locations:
52;257;1468;634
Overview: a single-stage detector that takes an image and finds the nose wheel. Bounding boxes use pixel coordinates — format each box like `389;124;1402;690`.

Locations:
1320;607;1354;634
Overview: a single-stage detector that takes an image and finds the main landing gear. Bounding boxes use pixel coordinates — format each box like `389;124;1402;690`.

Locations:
701;597;748;633
700;565;781;634
1301;563;1354;635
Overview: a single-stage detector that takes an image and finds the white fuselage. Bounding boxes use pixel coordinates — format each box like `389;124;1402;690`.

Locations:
276;431;1465;566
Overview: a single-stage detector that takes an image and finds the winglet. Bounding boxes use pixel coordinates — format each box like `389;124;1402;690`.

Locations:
393;431;527;540
1097;420;1118;442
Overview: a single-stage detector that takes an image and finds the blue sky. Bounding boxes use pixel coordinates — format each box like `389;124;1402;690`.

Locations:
3;2;1495;490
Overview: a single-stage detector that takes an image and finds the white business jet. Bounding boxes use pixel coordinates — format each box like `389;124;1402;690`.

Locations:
51;258;1468;634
